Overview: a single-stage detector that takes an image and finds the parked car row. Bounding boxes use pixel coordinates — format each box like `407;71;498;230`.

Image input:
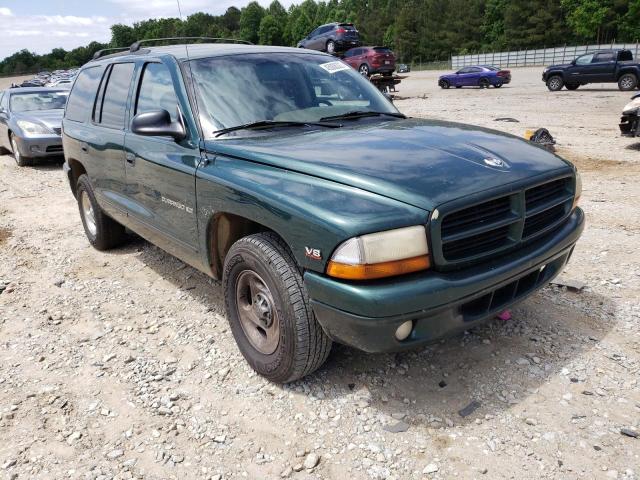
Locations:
11;68;78;89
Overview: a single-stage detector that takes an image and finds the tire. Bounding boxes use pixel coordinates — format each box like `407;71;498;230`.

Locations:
455;85;462;88
223;232;332;383
439;79;450;89
10;134;31;167
76;174;127;251
546;75;564;91
565;84;580;90
479;78;490;89
494;82;503;88
358;64;370;76
326;40;336;55
618;73;638;91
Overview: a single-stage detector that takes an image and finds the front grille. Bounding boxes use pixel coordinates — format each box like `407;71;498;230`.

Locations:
435;175;574;266
46;145;63;153
52;127;62;135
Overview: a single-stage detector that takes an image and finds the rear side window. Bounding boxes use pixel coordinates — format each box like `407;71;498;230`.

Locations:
619;50;633;61
373;47;392;54
135;63;178;121
65;66;102;122
95;63;135;129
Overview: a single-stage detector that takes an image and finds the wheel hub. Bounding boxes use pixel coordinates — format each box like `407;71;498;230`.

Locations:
81;191;97;237
236;270;280;355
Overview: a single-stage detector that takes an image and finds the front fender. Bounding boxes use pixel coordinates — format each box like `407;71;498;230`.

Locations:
195;154;428;275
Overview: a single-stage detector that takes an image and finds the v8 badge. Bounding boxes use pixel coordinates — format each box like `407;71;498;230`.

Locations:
305;247;322;260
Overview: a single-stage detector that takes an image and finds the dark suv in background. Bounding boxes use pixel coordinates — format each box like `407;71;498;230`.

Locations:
297;23;360;54
344;46;396;76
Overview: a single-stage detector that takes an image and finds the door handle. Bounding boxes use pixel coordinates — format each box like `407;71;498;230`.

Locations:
125;152;135;165
81;143;88;153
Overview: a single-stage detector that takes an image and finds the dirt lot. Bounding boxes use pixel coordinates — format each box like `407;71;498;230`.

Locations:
1;68;639;480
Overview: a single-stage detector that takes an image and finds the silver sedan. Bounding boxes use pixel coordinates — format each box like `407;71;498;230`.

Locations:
0;87;69;166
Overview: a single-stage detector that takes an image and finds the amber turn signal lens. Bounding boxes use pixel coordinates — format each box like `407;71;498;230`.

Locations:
326;255;431;280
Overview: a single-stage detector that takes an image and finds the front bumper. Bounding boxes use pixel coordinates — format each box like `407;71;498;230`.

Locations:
620;111;639;137
13;134;63;158
306;208;584;353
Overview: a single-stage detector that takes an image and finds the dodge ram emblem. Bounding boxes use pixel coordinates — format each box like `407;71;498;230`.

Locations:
484;157;506;168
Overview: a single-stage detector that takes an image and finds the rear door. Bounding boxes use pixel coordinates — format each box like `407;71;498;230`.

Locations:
123;59;200;254
88;62;135;215
590;52;617;82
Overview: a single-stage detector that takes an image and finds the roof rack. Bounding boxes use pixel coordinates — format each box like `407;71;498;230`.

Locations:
92;47;130;60
129;37;253;52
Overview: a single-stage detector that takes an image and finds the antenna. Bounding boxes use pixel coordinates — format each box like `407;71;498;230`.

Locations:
176;0;183;20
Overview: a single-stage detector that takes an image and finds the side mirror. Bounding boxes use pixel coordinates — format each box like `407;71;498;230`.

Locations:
131;109;185;141
570;59;576;66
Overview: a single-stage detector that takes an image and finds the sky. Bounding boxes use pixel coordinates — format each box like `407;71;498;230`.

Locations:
0;0;300;60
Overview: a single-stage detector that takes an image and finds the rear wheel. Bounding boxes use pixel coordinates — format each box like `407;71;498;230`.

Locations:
223;232;332;383
546;75;564;91
10;134;31;167
439;79;450;89
479;78;490;89
493;82;503;88
618;73;638;91
326;40;336;54
358;64;370;76
565;84;580;90
76;174;127;250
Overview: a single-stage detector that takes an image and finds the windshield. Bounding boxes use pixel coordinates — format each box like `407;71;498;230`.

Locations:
10;91;69;112
189;53;400;138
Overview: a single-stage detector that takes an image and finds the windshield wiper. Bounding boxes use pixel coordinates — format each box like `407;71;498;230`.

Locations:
213;120;341;138
319;111;406;122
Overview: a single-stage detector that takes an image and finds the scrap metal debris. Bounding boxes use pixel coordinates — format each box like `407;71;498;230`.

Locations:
528;128;556;150
458;400;481;418
550;277;587;292
494;117;520;122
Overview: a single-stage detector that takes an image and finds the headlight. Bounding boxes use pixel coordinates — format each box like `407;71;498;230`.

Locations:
623;97;640;114
16;120;51;135
326;225;430;280
573;170;582;210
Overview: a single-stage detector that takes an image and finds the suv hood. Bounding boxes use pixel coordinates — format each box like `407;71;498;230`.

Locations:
14;109;63;131
205;118;572;211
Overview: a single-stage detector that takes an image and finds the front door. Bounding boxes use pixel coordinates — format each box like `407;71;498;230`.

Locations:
124;60;200;256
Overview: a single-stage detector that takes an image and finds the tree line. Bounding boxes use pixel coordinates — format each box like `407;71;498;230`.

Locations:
2;0;640;76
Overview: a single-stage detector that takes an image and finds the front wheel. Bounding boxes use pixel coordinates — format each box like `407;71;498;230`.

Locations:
358;64;370;76
546;75;564;91
223;233;332;383
618;73;638;91
10;134;31;167
439;79;450;89
76;174;127;250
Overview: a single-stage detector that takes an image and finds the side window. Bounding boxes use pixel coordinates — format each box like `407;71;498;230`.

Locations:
95;63;135;129
135;63;179;121
593;52;614;62
0;92;5;110
575;54;594;65
458;67;470;74
65;66;103;122
618;50;633;61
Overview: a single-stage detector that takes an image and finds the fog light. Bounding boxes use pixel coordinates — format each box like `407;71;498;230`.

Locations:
30;145;41;153
395;321;413;341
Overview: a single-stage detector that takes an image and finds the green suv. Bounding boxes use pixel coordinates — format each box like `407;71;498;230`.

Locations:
62;40;585;383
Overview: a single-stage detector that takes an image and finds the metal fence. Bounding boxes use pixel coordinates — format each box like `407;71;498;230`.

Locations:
451;42;640;69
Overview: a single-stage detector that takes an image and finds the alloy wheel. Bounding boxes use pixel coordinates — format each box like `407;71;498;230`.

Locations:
80;190;97;237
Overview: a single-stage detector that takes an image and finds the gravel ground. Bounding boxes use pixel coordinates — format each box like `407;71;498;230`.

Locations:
1;68;639;480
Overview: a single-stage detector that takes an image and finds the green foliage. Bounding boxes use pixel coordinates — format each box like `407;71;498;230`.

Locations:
3;0;640;76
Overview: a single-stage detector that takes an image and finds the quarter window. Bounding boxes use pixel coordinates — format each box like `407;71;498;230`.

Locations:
136;63;178;121
65;66;102;122
96;63;135;129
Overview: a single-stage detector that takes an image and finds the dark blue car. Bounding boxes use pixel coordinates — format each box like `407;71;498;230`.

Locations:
439;66;511;89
